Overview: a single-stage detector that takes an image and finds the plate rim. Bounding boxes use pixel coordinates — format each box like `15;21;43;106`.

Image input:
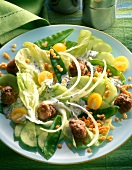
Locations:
0;24;132;164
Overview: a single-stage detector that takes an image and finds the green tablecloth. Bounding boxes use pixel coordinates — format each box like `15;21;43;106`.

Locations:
0;0;132;169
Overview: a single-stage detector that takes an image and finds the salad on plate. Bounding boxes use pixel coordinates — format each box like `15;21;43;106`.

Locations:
0;28;131;160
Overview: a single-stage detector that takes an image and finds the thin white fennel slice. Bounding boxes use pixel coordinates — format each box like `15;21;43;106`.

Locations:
26;115;53;126
39;100;67;133
60;61;94;99
79;59;107;99
66;101;99;147
55;52;81;99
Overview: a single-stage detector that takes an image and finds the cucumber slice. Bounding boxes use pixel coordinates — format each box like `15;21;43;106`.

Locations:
95;52;114;65
87;36;104;50
14;123;24;138
38;131;48;151
35;125;43;137
103;78;117;104
20;121;37;147
52;85;68;96
93;78;106;96
93;43;112;52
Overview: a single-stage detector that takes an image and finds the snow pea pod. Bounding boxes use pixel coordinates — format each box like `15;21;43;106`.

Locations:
43;115;62;160
34;28;75;50
89;59;126;83
92;105;119;120
50;48;67;83
0;74;19;93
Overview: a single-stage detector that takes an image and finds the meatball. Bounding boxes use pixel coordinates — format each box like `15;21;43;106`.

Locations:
69;119;87;139
1;86;18;105
114;93;132;114
69;59;89;77
6;59;18;75
37;102;56;121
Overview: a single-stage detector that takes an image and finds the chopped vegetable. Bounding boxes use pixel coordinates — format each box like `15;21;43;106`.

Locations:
50;48;67;83
88;93;102;110
43;115;62;160
11;108;27;123
34;28;75;50
53;43;66;52
0;74;19;93
38;71;53;85
113;56;129;71
89;59;126;83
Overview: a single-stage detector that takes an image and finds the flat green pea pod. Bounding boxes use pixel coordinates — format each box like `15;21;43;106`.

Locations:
92;105;119;120
50;48;67;83
89;59;126;83
34;28;75;50
43;115;62;160
0;74;19;93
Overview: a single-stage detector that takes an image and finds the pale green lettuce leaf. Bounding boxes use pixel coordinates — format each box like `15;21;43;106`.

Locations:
66;30;92;58
17;73;39;119
23;42;52;71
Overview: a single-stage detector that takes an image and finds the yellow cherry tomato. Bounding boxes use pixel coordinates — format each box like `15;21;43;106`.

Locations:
38;71;53;85
113;56;129;71
87;93;102;110
11;108;27;123
53;43;66;52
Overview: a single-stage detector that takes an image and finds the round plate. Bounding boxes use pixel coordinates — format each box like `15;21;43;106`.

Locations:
0;25;132;164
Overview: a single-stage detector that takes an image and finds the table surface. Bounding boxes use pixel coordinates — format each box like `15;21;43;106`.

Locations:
0;0;132;169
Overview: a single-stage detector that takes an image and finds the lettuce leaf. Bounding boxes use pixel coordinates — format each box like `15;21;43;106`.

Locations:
66;30;91;58
17;73;39;119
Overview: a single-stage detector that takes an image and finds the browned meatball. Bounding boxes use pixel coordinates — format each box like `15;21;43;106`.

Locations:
6;59;18;75
69;119;87;139
114;93;132;114
1;86;18;105
37;102;57;121
69;59;89;77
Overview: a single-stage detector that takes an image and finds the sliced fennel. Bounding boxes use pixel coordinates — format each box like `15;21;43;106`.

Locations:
56;52;81;99
60;61;94;99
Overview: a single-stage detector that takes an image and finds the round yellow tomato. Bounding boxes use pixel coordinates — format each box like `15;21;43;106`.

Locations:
11;108;27;123
87;93;102;110
114;56;129;71
53;43;66;52
38;71;53;85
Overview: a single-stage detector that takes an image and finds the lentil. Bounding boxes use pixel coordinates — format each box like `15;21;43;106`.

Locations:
123;113;127;119
42;41;48;47
128;77;131;81
12;48;15;52
12;44;17;48
25;59;30;63
87;147;92;153
99;136;106;141
68;143;73;149
57;144;62;149
0;62;7;69
3;52;10;60
120;118;123;121
106;135;113;142
55;125;60;129
115;117;119;121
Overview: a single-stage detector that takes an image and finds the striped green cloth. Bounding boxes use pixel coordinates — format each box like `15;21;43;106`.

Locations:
0;0;49;46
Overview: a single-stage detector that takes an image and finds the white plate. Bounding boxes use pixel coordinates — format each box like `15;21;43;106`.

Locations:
0;25;132;164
